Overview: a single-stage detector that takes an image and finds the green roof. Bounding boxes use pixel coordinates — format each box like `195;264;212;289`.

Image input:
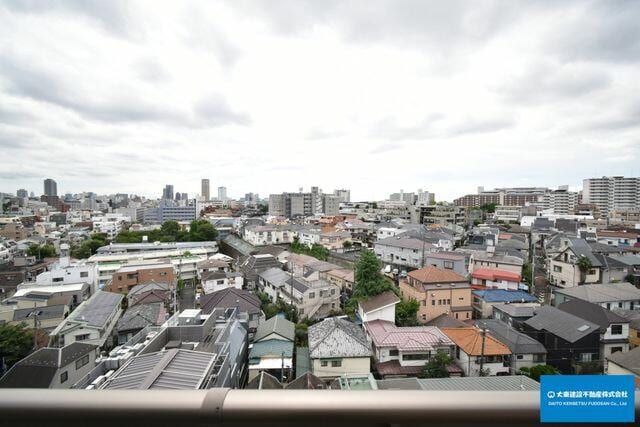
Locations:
249;339;293;361
295;347;311;376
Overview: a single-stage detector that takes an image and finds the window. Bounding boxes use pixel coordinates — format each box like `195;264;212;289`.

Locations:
402;353;430;361
455;313;459;319
534;354;545;363
465;312;469;319
331;360;342;367
444;261;454;270
447;299;451;305
321;360;328;367
430;300;434;306
389;349;399;356
553;265;562;272
52;277;63;282
76;354;90;370
610;347;623;354
580;353;592;362
516;355;524;360
80;272;88;278
588;269;596;275
421;314;426;320
60;371;68;383
331;289;335;295
76;334;90;341
611;324;623;335
308;292;315;299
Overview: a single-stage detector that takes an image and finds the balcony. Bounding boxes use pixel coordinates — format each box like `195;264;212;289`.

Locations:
7;388;637;427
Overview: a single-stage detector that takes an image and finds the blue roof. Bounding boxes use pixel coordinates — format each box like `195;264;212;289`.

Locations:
472;289;537;303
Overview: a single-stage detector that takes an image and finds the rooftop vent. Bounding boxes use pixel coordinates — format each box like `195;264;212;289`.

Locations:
577;325;590;332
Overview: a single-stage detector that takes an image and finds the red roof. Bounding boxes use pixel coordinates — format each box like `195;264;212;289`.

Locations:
472;268;521;283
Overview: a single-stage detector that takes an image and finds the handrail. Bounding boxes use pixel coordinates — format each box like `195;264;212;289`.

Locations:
0;389;638;426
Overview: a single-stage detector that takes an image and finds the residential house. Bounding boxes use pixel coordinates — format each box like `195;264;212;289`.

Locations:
423;252;467;276
243;224;300;245
9;303;70;332
199;287;264;339
104;263;174;295
319;230;352;250
492;303;539;330
364;320;456;378
115;302;166;345
127;281;171;307
196;258;230;276
286;253;340;280
558;299;630;362
469;250;524;275
522;306;601;373
612;310;640;348
399;266;472;323
552;282;640;311
471;268;522;291
357;290;400;324
548;239;602;288
298;229;321;247
472;289;538;319
475;319;547;373
374;235;436;271
425;313;468;329
596;230;639;247
606;346;640;384
324;268;355;292
98;308;248;389
49;290;123;349
308;317;372;379
240;254;281;289
4;282;90;310
200;270;244;294
441;327;511;376
245;371;284;389
0;343;98;389
248;315;295;382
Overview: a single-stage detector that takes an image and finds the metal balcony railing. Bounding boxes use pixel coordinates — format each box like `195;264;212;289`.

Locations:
1;389;638;427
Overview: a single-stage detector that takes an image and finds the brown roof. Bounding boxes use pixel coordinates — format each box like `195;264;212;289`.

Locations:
407;266;467;284
359;291;400;313
441;327;511;356
327;269;355;282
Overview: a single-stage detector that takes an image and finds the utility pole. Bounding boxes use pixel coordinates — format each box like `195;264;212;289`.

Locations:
32;302;38;350
479;328;487;374
281;351;285;383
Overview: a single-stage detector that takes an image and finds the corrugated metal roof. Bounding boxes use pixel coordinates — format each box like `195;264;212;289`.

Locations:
377;376;540;391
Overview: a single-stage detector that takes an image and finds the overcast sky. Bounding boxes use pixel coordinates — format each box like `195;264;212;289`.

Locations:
1;1;639;201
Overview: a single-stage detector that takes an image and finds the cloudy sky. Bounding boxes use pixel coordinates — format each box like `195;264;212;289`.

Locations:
1;0;639;201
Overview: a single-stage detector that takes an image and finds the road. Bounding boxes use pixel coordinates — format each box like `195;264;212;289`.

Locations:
179;282;196;311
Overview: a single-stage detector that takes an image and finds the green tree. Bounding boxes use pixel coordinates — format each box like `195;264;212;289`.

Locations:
161;220;181;237
352;250;394;299
342;241;353;249
26;244;56;259
395;298;420;326
522;262;533;288
189;220;218;241
480;203;497;214
0;323;33;369
576;255;593;285
295;323;309;347
420;351;453;378
518;364;560;381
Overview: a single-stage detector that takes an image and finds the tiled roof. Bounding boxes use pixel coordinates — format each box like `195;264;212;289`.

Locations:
441;327;511;356
407;266;467;284
358;291;400;313
558;299;629;331
254;314;295;342
475;319;546;355
377;375;540;391
472;268;521;282
425;313;468;328
606;346;640;376
199;288;261;315
308;317;372;358
375;236;434;251
554;282;640;303
364;320;452;352
326;269;355;282
523;306;599;343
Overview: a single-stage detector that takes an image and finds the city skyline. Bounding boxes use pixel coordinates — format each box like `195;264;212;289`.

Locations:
1;1;639;201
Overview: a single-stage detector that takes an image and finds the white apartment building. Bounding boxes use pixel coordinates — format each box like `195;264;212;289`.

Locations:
493;205;522;223
35;245;99;293
543;186;579;215
583;176;640;218
92;214;130;240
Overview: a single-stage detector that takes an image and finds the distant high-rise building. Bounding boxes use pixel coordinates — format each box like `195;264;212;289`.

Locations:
16;189;28;198
389;190;414;204
543;186;579;215
583;176;640;217
218;186;227;201
201;179;210;201
181;193;188;201
454;187;548;208
30;191;35;198
333;189;351;203
162;184;174;200
175;192;182;201
44;178;57;197
268;186;338;218
417;189;435;206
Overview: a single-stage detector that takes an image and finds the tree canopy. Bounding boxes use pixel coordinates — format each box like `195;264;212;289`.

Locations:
395;298;420;326
352;250;394;300
115;220;218;243
26;244;56;259
290;237;330;261
71;234;107;259
0;323;33;369
420;351;454;378
518;364;560;381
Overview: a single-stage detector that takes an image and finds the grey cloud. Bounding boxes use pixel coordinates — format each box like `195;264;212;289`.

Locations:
193;96;252;127
583;101;640;131
496;62;611;103
2;0;134;37
547;1;640;63
447;118;515;137
135;58;171;84
370;142;404;155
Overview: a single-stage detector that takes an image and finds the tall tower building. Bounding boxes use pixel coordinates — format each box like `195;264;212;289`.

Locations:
16;189;28;198
583;176;640;217
44;178;57;197
218;186;227;201
201;179;210;201
162;184;174;200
